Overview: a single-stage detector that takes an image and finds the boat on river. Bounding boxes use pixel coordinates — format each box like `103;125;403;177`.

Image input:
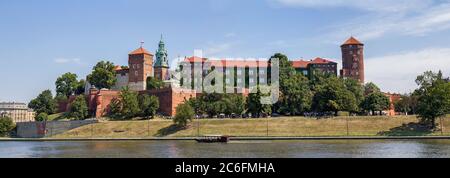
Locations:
195;135;230;143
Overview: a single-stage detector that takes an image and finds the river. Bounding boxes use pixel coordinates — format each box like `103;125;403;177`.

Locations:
1;139;450;158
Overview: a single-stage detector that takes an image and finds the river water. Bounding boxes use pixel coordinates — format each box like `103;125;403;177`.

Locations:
1;139;450;158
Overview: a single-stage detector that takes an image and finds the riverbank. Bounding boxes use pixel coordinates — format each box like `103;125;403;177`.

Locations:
3;136;450;142
49;116;450;138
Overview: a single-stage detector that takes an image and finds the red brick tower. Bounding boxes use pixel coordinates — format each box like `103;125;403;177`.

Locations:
340;36;365;83
128;46;154;91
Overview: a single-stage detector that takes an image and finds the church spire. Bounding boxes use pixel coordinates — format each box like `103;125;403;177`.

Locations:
155;34;169;68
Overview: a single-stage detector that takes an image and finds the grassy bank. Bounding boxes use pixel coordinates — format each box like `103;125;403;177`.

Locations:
52;116;450;138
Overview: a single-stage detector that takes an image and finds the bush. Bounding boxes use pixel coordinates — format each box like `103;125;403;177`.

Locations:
35;113;49;122
174;103;195;128
0;117;15;137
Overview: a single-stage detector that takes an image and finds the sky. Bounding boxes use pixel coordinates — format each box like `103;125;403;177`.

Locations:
0;0;450;103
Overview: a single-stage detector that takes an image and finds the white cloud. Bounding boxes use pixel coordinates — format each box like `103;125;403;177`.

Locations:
272;0;450;41
365;48;450;93
54;58;82;64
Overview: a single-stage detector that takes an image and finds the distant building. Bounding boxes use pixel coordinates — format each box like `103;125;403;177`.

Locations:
291;57;338;79
340;36;365;83
0;102;35;123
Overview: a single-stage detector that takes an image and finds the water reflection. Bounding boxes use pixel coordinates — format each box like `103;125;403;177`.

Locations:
1;140;450;158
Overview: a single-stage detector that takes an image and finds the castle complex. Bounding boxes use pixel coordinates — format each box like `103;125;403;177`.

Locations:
61;36;398;117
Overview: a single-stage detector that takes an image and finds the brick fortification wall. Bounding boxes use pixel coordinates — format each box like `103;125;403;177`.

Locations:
61;87;197;118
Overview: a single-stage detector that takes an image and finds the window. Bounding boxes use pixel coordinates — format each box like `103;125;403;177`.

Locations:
250;78;254;83
135;71;138;76
249;70;254;75
350;51;353;55
260;70;265;75
237;70;242;75
260;78;266;83
237;79;242;83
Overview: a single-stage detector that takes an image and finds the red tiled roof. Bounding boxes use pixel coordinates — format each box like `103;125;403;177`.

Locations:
185;56;269;68
342;36;363;46
290;57;337;69
113;65;122;71
185;56;208;63
129;47;153;55
291;60;311;68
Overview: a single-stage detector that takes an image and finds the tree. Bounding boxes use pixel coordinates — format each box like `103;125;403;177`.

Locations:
187;97;205;116
269;53;295;83
147;77;164;90
119;87;140;119
416;77;450;129
29;90;57;115
55;72;80;97
278;74;312;115
394;94;419;115
67;95;88;120
174;103;195;128
138;94;160;119
0;116;15;137
364;82;381;95
247;88;272;117
75;79;86;95
35;113;49;122
345;78;365;109
312;77;358;115
227;94;246;115
108;98;122;120
362;92;390;115
87;61;117;89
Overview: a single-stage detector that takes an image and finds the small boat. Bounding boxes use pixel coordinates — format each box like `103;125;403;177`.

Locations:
195;135;230;143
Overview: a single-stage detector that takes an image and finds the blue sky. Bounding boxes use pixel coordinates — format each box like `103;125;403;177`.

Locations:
1;0;450;103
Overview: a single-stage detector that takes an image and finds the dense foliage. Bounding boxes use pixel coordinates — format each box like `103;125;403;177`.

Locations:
415;71;450;128
29;90;57;116
174;103;195;127
55;72;85;97
87;61;117;89
0;116;15;137
67;95;89;120
146;77;165;90
138;94;160;119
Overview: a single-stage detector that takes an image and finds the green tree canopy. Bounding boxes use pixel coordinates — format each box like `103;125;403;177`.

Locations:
119;87;140;120
55;72;79;97
147;77;165;90
35;113;49;122
361;92;390;115
68;95;89;120
278;74;312;115
247;88;272;117
87;61;117;89
28;90;57;115
364;82;381;95
0;116;15;137
138;94;160;119
312;77;358;115
416;71;450;128
174;103;195;128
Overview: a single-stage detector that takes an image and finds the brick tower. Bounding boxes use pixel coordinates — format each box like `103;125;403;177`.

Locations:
154;35;170;81
340;36;365;83
128;44;154;91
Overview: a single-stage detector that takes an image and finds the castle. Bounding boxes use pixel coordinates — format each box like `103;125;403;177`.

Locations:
61;36;398;117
